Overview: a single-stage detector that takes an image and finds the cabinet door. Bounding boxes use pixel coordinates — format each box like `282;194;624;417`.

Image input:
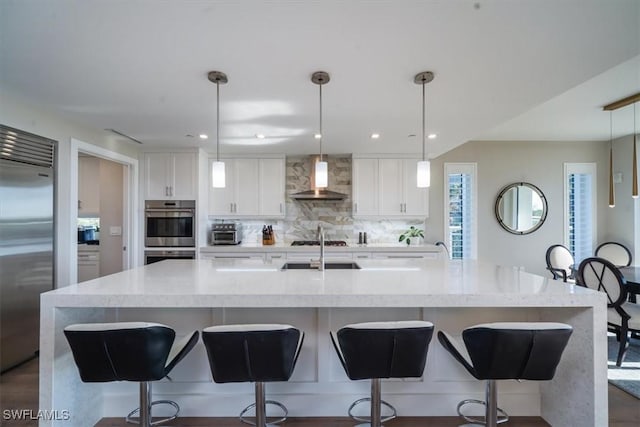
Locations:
352;158;379;216
209;159;236;215
259;158;285;216
379;159;403;216
170;153;197;199
233;159;260;215
402;159;429;217
78;157;100;215
144;153;170;199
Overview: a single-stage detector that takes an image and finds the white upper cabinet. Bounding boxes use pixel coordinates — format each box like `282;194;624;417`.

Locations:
208;157;285;218
353;156;428;218
352;158;379;216
78;156;100;216
144;152;197;200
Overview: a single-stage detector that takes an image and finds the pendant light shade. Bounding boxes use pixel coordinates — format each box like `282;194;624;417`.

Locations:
211;161;225;188
312;71;330;189
415;71;434;188
208;71;228;188
417;160;431;187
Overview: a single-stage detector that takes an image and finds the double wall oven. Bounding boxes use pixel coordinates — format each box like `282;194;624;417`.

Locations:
144;200;196;264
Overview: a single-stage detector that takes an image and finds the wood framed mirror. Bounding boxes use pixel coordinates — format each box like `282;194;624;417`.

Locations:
495;182;548;235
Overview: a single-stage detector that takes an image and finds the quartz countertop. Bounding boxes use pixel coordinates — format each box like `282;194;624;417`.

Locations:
43;258;601;308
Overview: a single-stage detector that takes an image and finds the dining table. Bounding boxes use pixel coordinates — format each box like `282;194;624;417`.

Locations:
620;266;640;298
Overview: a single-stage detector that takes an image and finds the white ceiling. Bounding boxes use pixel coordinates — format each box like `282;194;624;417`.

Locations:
1;0;638;158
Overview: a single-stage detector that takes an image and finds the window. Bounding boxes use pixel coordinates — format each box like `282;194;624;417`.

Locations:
564;163;596;264
444;163;477;259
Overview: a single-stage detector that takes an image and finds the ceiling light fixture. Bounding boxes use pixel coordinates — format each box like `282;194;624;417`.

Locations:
415;71;434;188
371;133;380;139
633;102;638;198
428;133;437;140
199;134;208;140
603;91;640;199
312;71;330;188
208;71;228;188
256;134;265;139
608;111;615;208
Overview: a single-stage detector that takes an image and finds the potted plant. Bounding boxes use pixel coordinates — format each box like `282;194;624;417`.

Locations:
398;226;424;246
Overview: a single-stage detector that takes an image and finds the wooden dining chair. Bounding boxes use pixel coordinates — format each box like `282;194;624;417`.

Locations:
578;257;640;366
595;242;633;267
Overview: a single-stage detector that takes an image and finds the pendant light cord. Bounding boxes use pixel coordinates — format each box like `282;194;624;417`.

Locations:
216;80;220;162
422;79;426;162
319;82;323;162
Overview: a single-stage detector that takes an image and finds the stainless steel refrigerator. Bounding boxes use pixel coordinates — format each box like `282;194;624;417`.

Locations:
0;125;55;373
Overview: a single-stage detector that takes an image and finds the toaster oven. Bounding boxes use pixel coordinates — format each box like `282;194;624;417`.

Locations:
211;223;241;245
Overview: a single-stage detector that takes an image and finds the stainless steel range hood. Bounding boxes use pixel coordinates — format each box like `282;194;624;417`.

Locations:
290;155;347;201
290;188;347;201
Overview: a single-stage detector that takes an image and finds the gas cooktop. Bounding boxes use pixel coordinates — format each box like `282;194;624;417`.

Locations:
291;240;348;247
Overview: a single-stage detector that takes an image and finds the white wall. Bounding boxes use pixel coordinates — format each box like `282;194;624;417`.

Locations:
425;140;610;276
0;90;140;287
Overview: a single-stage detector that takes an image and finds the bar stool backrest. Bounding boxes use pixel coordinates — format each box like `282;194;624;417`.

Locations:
202;324;303;383
64;322;176;383
545;244;574;281
332;321;434;380
462;323;572;381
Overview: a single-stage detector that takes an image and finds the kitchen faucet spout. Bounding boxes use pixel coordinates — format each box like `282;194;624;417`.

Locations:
313;225;325;271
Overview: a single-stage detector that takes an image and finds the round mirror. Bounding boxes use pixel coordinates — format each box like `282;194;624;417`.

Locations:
495;182;548;235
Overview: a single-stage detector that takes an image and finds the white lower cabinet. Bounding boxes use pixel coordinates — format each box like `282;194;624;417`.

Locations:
77;251;100;282
199;252;265;260
372;252;438;259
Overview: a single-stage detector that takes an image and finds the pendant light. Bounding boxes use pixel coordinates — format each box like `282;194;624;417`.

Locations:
608;111;615;207
312;71;329;188
633;102;638;198
208;71;228;188
415;71;434;188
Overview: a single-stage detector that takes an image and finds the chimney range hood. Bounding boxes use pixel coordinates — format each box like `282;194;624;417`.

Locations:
290;188;347;201
290;155;347;201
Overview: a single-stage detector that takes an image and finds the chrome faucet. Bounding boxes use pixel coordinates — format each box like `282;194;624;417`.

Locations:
310;224;325;271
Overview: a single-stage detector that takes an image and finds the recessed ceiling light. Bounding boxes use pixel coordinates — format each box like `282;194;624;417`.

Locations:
427;133;437;139
371;133;380;139
314;133;322;139
256;134;265;139
199;134;208;140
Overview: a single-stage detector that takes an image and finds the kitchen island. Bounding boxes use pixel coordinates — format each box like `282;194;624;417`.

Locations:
39;258;607;426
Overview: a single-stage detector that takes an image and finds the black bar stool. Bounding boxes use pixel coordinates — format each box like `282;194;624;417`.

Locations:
437;322;572;427
330;320;434;427
202;324;304;427
64;322;199;427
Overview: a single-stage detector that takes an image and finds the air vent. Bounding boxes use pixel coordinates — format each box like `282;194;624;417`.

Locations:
0;125;55;168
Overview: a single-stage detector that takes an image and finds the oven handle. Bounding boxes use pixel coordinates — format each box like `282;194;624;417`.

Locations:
145;209;195;215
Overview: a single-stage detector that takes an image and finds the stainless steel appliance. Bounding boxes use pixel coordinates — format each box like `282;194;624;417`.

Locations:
145;200;195;247
211;223;241;245
0;125;55;372
144;250;196;265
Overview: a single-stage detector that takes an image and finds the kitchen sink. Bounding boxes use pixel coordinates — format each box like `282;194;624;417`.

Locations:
281;262;361;270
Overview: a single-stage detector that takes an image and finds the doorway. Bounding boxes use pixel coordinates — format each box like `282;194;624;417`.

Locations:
70;139;139;284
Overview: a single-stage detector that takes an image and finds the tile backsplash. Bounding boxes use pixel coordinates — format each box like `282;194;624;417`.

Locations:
209;155;425;244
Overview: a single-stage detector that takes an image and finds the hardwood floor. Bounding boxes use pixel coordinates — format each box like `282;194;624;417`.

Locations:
2;357;639;426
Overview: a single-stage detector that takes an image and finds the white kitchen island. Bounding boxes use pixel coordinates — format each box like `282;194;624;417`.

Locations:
39;258;607;426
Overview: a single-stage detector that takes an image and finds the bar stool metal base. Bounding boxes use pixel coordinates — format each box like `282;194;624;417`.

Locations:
347;378;397;427
125;382;180;427
456;380;509;427
239;382;288;427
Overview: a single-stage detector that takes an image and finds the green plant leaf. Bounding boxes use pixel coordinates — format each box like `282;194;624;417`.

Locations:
406;238;411;245
399;235;405;242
